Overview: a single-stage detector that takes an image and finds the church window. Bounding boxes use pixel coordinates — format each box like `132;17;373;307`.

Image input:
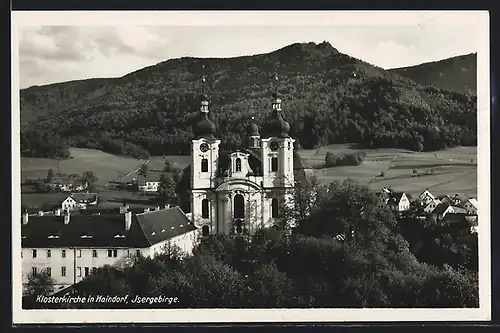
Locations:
271;198;279;218
235;158;242;172
201;199;209;218
234;194;245;219
271;157;278;172
202;225;210;237
201;158;208;172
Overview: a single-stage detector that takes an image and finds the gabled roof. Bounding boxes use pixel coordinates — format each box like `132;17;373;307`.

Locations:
388;192;405;204
134;207;197;245
21;207;196;248
432;202;452;215
467;198;478;209
70;193;98;202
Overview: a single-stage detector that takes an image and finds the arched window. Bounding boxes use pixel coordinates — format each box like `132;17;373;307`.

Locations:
235;158;242;172
271;198;279;218
201;158;208;172
234;194;245;219
201;199;209;218
202;225;210;237
271;157;279;172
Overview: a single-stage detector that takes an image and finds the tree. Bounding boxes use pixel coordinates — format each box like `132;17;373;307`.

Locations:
138;164;149;179
137;164;149;196
163;159;173;172
158;173;177;205
45;169;54;183
280;174;326;231
25;270;54;297
82;171;98;192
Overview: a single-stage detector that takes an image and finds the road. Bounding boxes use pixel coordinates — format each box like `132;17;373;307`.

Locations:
114;159;151;182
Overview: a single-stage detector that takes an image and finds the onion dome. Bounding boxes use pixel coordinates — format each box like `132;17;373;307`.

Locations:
193;95;216;139
194;113;216;139
267;93;290;138
246;117;260;136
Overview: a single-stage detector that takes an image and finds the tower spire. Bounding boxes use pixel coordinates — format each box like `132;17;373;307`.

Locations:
202;64;207;98
274;62;279;96
200;64;209;113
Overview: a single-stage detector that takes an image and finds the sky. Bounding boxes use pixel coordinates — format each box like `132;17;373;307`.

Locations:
14;12;485;89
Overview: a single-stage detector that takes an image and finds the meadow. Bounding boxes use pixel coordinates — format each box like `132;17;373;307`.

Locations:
299;144;478;198
20;145;478;210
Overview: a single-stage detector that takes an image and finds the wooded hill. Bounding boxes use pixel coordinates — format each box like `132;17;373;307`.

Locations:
20;41;477;159
389;53;477;95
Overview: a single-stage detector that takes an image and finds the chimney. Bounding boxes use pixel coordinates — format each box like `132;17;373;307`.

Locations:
22;212;29;225
64;211;70;224
55;208;61;216
125;211;132;230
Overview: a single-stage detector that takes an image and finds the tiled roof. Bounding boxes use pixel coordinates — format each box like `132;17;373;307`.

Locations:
21;207;196;248
432;202;451;215
21;214;149;248
388;192;405;204
70;193;98;203
135;207;197;245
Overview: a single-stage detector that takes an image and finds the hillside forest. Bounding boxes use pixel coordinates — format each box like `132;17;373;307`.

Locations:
20;42;477;159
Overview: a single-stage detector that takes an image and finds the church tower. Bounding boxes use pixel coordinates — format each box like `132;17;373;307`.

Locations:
261;68;295;225
261;70;295;189
246;116;261;149
190;66;220;229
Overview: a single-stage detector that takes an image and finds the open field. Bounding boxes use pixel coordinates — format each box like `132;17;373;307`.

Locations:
298;144;478;198
21;148;190;184
20;145;478;209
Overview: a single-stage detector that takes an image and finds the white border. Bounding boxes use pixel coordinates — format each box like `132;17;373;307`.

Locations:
11;10;491;324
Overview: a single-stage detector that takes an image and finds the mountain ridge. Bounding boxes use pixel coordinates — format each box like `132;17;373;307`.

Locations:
20;42;477;159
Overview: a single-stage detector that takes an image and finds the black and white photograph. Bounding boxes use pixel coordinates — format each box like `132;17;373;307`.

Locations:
12;10;490;323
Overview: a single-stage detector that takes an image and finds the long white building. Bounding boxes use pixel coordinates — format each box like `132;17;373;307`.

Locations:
21;206;200;292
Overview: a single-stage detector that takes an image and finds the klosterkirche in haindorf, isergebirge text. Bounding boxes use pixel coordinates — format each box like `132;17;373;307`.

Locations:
176;74;315;237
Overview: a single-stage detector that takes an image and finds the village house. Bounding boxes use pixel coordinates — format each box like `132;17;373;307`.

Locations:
462;198;478;215
419;189;436;205
21;206;201;292
387;192;410;212
132;172;162;193
423;198;441;213
436;194;454;205
61;193;99;211
432;202;469;220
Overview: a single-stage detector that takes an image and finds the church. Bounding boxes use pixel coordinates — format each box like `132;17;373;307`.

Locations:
176;80;314;237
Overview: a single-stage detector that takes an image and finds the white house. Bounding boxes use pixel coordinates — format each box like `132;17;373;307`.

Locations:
61;193;99;211
387;192;410;212
175;93;314;236
463;198;478;215
419;189;436;205
21;206;200;292
432;203;468;220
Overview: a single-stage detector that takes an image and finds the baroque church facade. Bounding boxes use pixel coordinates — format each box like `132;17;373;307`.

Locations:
177;87;314;237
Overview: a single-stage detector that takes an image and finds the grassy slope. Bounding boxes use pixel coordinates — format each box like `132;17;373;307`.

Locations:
301;144;477;198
